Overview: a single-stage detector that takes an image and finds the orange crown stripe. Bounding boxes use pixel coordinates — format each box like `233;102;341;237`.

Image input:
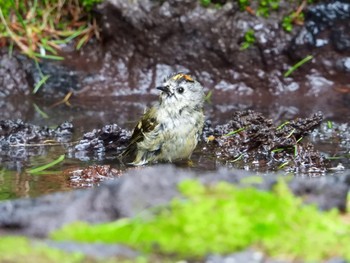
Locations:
172;74;194;82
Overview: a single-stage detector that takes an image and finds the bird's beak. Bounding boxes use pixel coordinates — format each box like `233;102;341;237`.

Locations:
157;86;170;94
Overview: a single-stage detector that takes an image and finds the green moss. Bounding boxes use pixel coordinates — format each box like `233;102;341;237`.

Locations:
237;0;281;16
81;0;103;11
256;0;280;17
282;9;305;32
52;180;350;261
0;236;84;263
199;0;225;8
200;0;212;7
240;29;256;50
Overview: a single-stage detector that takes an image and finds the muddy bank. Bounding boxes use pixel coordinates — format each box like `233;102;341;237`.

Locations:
85;0;349;96
0;1;349;99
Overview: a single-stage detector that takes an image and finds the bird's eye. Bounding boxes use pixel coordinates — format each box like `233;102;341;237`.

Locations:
177;87;184;94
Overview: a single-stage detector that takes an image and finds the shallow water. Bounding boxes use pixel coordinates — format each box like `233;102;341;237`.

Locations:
1;83;349;200
2;43;350;199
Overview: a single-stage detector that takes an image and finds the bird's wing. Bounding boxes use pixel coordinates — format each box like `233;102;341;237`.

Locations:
120;107;158;160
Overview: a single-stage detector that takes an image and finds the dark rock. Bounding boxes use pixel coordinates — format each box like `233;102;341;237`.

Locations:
0;183;122;237
114;165;189;217
0;48;82;98
0;50;32;97
337;57;350;72
331;24;350;53
22;59;84;98
325;259;348;263
45;240;138;259
206;249;265;263
287;0;350;85
289;0;350;51
289;175;350;212
0;165;349;237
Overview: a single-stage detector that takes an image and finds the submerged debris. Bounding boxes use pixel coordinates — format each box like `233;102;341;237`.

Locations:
0;119;73;170
0;119;74;169
0;119;73;148
204;110;326;174
67;165;122;188
72;124;130;160
0;120;73;150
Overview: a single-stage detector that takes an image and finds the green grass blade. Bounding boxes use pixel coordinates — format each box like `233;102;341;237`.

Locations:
27;154;65;174
224;127;245;136
230;154;243;163
52;27;85;45
33;74;50;94
286;128;296;138
76;34;89;50
204;90;213;103
33;103;49;119
33;53;65;60
8;41;14;57
278;161;289;169
276;121;290;130
271;148;284;153
327;121;333;129
284;55;313;77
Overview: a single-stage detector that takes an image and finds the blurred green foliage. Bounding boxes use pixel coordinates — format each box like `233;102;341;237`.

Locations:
80;0;103;10
53;180;350;261
0;236;84;263
0;0;102;60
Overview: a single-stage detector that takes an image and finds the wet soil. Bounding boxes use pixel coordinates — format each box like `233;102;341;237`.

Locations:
203;111;327;174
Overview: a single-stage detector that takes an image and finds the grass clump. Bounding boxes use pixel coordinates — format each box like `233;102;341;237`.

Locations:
240;29;256;50
0;0;102;60
0;236;84;263
52;180;350;261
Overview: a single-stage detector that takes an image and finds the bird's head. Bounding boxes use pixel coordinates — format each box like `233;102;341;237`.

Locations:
157;73;205;111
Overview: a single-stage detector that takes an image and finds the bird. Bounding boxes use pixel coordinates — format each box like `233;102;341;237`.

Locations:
120;73;205;166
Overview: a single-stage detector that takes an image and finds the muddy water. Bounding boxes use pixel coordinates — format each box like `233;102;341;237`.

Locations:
1;81;349;200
